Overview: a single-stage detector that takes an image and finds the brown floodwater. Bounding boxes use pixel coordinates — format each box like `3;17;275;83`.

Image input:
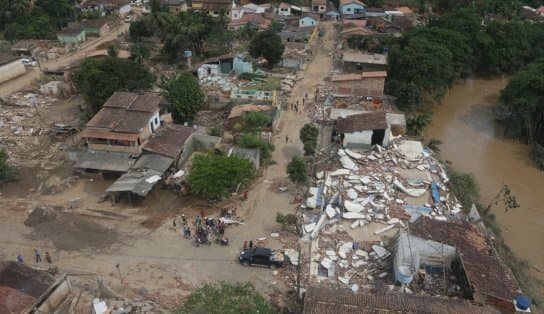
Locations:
425;77;544;282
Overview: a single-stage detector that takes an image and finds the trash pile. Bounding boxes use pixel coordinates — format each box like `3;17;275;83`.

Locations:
303;139;465;289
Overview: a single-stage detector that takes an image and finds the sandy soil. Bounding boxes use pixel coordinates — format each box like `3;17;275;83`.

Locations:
0;22;339;310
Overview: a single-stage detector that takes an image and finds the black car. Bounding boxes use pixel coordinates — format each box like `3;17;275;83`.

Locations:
238;248;285;269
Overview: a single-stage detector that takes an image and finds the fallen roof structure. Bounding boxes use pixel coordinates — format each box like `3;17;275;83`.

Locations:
303;286;501;314
336;112;388;133
0;261;70;313
73;150;135;172
106;168;163;197
409;217;521;309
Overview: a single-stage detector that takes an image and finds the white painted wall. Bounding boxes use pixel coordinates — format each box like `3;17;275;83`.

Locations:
0;59;25;84
343;130;372;147
148;112;161;133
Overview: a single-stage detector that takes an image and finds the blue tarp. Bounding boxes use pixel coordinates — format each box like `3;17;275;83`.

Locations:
431;181;441;204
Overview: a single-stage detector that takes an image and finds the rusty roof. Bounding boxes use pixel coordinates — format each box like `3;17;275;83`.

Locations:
331;73;362;82
0;261;55;313
202;0;232;10
410;217;521;302
303;287;501;314
85;92;162;134
362;71;387;78
143;124;195;158
336;112;387;133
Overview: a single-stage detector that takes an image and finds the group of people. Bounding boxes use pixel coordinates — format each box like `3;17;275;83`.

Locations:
174;213;227;244
17;250;52;264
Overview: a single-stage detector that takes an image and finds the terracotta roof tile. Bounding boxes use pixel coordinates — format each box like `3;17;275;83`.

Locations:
336;112;387;133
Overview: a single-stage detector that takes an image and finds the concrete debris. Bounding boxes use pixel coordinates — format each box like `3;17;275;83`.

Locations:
321;257;333;269
338;242;353;259
393;179;426;197
372;245;390;259
304;222;317;233
374;225;395;235
344;200;364;212
344;149;364;160
285;249;299;266
326;205;337;218
343;212;365;220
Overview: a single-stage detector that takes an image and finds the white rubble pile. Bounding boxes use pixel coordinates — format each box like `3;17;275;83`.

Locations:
307;139;465;288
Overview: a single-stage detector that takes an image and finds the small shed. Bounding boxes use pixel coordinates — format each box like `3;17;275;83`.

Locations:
57;25;86;45
336;112;390;148
82;19;111;37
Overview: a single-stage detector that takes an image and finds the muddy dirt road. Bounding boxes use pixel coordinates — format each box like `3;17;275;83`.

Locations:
0;22;338;309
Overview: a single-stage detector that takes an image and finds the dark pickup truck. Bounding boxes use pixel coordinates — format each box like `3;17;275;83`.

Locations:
238;248;285;269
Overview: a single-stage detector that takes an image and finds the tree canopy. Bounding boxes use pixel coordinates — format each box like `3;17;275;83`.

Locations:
160;72;205;123
242;112;272;131
287;156;307;184
72;57;155;111
248;30;285;67
187;154;255;199
0;150;18;184
300;123;319;156
177;282;276;314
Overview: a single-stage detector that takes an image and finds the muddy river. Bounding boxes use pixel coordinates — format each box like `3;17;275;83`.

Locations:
425;77;544;282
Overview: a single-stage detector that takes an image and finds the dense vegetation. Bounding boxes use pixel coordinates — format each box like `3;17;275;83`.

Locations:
379;8;544;135
497;59;544;168
238;133;275;160
248;30;285;67
72;57;155;112
187;154;255;199
177;282;276;314
287;156;307;184
300;123;319;156
129;10;234;60
160;72;205;123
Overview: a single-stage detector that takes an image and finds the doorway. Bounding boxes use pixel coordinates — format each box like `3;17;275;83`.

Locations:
371;129;385;146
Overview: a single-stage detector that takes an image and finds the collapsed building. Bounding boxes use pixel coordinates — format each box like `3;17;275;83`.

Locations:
302;139;525;312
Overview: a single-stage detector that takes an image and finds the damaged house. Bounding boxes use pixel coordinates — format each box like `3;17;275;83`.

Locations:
395;217;522;312
336;112;391;148
330;71;387;98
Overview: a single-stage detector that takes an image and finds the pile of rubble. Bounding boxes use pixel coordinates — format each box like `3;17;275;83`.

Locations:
0;92;66;168
303;139;465;290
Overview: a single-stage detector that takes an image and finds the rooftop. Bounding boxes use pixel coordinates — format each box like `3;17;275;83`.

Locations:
0;261;55;313
57;24;86;36
342;50;387;65
331;73;362;82
73;150;135;172
143;124;195;159
340;0;365;7
202;0;232;10
362;71;387;78
0;54;20;66
303;286;501;314
341;27;375;36
410;217;521;302
336;112;387;133
85;92;162;134
81;19;110;28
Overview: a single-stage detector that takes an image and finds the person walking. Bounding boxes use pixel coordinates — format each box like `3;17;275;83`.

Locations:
244;191;248;201
35;250;42;263
249;240;253;249
45;252;52;264
286;135;289;143
173;218;176;229
181;214;187;225
17;254;24;263
243;240;248;250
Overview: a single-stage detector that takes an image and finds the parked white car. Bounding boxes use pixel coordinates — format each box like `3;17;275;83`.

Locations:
21;58;38;67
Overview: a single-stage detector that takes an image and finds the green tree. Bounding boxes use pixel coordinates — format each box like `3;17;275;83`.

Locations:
287;156;307;184
35;0;74;29
300;123;319;156
187;154;255;198
0;150;18;184
130;43;151;64
107;44;118;57
129;16;157;40
248;30;285;67
267;20;284;33
160;72;205;123
178;282;276;314
238;133;274;159
447;166;479;208
242;111;272;131
72;57;155;111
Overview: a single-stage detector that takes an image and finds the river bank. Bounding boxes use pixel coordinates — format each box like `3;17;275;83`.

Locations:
425;77;544;296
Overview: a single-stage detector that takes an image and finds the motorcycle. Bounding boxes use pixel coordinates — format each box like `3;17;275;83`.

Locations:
215;237;229;246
